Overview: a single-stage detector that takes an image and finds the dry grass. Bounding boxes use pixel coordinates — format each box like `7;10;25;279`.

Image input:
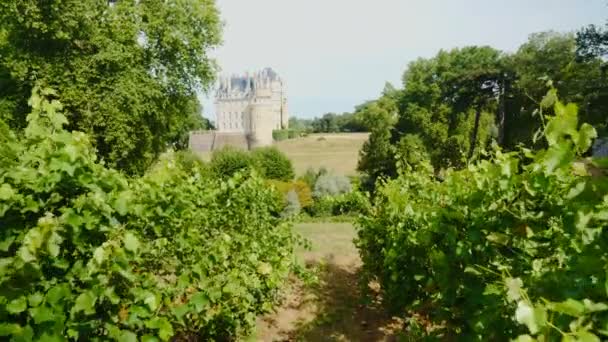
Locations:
274;133;369;176
192;133;369;176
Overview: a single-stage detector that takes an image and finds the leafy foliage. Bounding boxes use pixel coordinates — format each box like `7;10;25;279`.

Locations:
357;91;608;339
209;147;254;178
357;30;608;190
313;174;352;198
0;0;222;174
252;147;295;181
0;88;294;340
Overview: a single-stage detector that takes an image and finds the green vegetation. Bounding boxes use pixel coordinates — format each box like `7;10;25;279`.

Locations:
251;147;296;181
0;89;295;340
0;0;221;174
289;112;367;134
356;31;608;191
356;91;608;339
210;146;295;181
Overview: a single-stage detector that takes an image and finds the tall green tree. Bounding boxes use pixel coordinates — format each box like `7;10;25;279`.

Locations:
505;31;608;146
357;86;399;192
0;0;222;174
396;46;503;169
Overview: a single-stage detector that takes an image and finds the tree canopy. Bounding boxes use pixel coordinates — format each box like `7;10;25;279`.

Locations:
0;0;222;174
357;30;608;192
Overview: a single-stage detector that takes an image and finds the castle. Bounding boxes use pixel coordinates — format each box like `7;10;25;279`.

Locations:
189;68;289;152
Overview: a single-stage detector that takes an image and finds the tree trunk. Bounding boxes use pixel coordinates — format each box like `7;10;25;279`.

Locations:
469;103;482;160
497;78;506;146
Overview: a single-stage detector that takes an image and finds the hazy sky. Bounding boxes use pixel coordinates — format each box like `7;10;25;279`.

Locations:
201;0;606;119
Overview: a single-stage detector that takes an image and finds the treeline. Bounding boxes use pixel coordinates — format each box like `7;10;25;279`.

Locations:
289;111;368;133
357;27;608;191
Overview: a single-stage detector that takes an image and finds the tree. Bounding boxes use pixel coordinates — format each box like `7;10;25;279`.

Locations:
357;90;399;192
576;23;608;61
0;0;222;174
395;46;503;169
505;31;608;144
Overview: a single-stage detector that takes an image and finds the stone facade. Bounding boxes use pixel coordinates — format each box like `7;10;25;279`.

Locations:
214;68;289;147
189;68;289;153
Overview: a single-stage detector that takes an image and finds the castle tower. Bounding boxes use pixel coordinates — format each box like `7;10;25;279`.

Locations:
213;67;289;148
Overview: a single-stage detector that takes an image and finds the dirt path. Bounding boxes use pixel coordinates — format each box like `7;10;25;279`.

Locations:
253;222;405;342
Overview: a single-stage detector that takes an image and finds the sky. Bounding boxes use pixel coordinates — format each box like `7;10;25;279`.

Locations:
201;0;607;119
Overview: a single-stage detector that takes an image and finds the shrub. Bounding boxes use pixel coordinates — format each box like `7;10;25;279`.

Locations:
282;190;301;217
356;92;608;339
252;147;295;181
291;180;313;208
272;129;289;141
298;167;328;189
0;88;294;341
313;173;352;198
308;196;335;217
267;180;313;209
288;129;299;139
210;146;253;178
333;191;370;216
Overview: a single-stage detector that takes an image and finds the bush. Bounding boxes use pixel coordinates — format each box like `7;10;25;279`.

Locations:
282;190;301;217
308;196;335;217
288;130;299;139
356;93;608;339
307;191;369;217
291;180;313;208
0;89;295;341
298;167;328;190
267;180;313;209
210;146;253;178
313;173;352;198
272;129;289;141
252;147;295;181
333;191;370;216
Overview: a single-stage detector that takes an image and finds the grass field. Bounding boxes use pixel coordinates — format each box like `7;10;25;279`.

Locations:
274;133;369;176
193;132;368;176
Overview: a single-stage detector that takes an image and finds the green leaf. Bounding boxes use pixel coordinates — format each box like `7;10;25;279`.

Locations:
583;299;608;313
146;317;173;341
0;236;15;252
515;301;541;334
190;292;209;312
143;292;158;311
257;262;272;275
172;304;189;320
575;331;600;342
46;284;71;307
550;298;585;317
118;330;138;342
0;183;15;200
142;335;161;342
6;296;27;314
513;335;535;342
577;123;597;153
123;232;140;253
0;323;22;336
37;330;63;342
486;232;509;246
114;191;132;216
72;291;97;315
29;305;55;324
27;292;44;307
